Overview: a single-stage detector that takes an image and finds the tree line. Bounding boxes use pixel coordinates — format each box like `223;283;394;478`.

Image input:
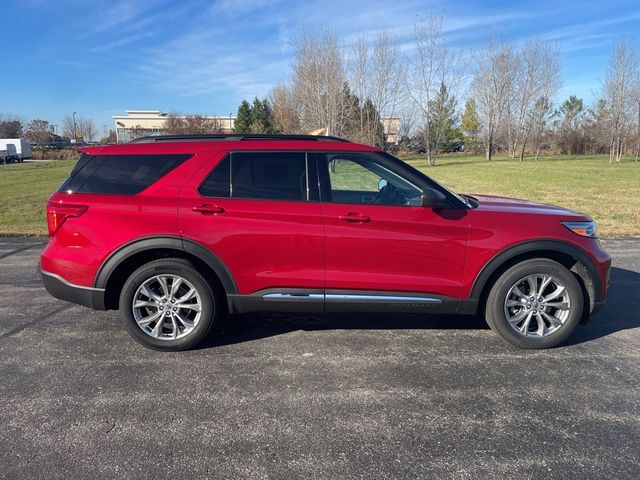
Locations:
0;113;106;144
231;20;640;164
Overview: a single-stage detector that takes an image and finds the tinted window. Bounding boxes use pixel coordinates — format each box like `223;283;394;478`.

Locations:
59;154;190;195
199;155;230;198
199;151;308;201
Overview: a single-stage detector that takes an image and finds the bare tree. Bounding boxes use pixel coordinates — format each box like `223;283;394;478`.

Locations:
292;30;349;136
185;114;220;134
406;17;463;165
62;114;77;140
396;99;419;143
61;114;95;142
472;40;519;160
371;30;403;122
270;84;301;133
165;112;222;135
350;30;403;147
351;34;370;140
531;96;554;160
25;119;53;144
0;113;24;137
504;40;561;160
584;99;611;154
164;112;188;135
78;118;96;142
604;41;639;163
634;91;640;162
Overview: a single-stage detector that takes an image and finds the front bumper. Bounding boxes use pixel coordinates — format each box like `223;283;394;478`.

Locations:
41;269;106;310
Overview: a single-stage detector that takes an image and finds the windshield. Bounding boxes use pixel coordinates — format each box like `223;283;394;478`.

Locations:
378;152;472;209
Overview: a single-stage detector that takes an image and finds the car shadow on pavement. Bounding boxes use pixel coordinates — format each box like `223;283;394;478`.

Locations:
197;266;640;349
564;266;640;346
199;313;487;349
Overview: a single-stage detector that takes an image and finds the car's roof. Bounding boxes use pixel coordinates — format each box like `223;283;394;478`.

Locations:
80;137;379;156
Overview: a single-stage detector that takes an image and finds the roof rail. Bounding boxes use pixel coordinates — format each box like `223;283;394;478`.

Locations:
129;134;351;144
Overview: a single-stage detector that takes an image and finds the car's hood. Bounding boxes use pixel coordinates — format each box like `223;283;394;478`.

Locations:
468;194;589;219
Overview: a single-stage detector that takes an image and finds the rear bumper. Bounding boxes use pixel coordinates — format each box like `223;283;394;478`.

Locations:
41;269;106;310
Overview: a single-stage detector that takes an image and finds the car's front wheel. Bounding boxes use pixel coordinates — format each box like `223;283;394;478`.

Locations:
485;258;584;349
119;258;221;351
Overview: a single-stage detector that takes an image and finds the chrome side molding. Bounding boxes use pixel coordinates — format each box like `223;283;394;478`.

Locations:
263;293;324;301
325;294;441;303
262;292;441;304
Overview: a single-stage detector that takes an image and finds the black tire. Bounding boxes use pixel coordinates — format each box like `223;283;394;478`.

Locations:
485;258;583;349
119;258;223;351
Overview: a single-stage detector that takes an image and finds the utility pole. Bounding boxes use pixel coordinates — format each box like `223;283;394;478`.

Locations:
72;112;77;143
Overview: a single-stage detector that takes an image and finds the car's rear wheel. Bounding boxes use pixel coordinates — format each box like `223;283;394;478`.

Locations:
119;258;221;351
485;259;583;349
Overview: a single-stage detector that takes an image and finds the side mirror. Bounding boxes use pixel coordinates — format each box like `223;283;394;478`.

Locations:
421;187;448;209
378;178;388;191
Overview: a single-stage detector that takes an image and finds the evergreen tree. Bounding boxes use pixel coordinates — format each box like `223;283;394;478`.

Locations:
234;100;252;134
461;98;480;154
335;83;385;147
461;99;479;139
338;83;361;139
250;97;267;133
557;96;585;154
427;82;458;159
361;98;386;148
262;99;278;133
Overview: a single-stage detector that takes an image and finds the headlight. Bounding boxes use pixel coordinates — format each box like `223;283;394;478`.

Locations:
562;221;597;238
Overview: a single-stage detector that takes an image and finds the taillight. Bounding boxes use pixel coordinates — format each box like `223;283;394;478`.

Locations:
46;202;88;236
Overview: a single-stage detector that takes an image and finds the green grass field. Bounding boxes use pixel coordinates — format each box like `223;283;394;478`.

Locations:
405;154;640;237
0;155;638;237
0;161;75;236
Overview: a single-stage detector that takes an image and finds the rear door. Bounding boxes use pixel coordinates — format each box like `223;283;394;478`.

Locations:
317;151;469;305
179;150;325;305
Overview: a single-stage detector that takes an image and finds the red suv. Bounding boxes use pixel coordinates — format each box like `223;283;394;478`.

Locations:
41;135;611;351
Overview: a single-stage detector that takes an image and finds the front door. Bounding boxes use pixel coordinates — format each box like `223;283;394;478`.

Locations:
317;151;469;305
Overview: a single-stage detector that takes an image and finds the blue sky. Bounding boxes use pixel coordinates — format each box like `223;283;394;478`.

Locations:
1;0;639;135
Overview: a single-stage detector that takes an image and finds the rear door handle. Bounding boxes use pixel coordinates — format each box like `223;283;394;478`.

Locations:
192;204;225;214
337;213;371;223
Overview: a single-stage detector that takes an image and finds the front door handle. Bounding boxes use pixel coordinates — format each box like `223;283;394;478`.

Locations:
192;204;225;214
337;212;371;223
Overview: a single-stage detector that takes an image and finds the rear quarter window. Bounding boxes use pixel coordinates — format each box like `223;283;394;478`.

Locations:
59;153;191;194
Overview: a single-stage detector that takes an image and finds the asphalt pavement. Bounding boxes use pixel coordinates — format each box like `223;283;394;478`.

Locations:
0;237;638;479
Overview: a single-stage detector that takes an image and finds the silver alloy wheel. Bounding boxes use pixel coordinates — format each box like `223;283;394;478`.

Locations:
132;274;202;341
503;274;571;338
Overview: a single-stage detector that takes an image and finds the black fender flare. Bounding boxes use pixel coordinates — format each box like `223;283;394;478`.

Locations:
469;239;603;302
94;235;238;295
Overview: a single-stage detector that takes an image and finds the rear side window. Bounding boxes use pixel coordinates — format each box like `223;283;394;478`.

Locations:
198;155;230;198
59;153;191;195
199;151;308;201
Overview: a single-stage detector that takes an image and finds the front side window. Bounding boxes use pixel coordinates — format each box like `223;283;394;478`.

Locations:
199;151;308;201
321;153;423;206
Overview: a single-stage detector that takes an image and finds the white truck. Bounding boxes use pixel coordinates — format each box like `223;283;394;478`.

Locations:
0;138;32;163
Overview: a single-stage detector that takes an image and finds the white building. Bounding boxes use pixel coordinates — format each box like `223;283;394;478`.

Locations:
113;110;235;143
